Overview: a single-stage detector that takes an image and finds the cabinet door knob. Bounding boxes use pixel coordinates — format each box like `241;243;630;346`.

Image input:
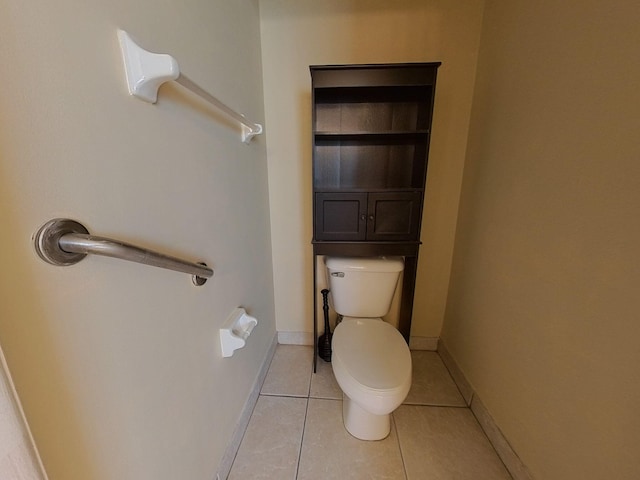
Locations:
360;214;366;221
369;215;375;221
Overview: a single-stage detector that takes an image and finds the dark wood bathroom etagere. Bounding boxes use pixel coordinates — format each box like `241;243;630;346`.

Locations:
310;63;441;371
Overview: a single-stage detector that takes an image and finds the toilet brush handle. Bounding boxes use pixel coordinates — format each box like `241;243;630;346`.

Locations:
321;289;330;331
318;289;333;362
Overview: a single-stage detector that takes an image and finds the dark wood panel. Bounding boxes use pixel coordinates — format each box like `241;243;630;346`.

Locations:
367;191;422;241
310;63;441;88
314;192;366;241
312;241;420;257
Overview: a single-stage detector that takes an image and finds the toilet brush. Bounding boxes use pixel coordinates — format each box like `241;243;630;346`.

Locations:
318;289;332;362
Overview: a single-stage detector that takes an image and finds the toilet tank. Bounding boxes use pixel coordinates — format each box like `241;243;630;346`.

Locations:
326;257;404;318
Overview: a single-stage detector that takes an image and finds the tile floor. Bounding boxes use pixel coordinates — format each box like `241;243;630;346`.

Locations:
228;345;512;479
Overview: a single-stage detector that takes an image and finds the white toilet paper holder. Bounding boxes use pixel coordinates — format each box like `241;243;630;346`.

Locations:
220;308;257;357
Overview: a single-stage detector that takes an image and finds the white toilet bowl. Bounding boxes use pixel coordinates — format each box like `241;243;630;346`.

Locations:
331;317;412;440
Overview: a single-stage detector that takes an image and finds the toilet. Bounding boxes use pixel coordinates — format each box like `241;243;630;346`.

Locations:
326;256;411;441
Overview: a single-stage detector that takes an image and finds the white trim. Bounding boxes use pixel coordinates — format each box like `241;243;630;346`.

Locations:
471;395;534;480
277;331;313;346
408;336;439;351
437;340;532;480
216;334;278;480
437;340;474;405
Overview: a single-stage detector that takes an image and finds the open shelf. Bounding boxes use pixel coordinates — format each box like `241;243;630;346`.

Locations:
314;131;429;139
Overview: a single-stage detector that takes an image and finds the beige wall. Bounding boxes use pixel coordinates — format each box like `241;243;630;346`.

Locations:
0;1;275;479
442;1;640;479
260;0;485;339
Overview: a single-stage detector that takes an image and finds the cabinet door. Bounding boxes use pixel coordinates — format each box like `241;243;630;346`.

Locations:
366;191;422;241
315;192;367;241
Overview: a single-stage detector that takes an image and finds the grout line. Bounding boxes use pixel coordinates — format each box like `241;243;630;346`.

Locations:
402;402;469;409
224;397;260;479
392;412;409;480
294;397;311;479
260;392;311;399
467;407;515;480
435;344;528;479
243;344;513;479
436;343;474;406
436;351;472;405
219;336;278;480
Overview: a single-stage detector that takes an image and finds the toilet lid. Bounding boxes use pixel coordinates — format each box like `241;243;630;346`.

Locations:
332;318;411;391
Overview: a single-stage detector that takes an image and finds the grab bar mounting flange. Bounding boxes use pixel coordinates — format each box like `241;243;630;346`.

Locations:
34;219;90;266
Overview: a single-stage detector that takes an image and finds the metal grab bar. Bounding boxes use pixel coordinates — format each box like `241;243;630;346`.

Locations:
34;219;213;286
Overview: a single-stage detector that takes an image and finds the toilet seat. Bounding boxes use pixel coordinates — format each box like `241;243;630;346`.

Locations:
332;317;411;416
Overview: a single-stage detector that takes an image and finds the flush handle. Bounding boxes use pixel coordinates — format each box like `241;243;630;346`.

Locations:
331;272;345;278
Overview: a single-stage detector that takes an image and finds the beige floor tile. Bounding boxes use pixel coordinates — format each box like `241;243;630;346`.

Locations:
297;398;406;480
404;351;466;406
228;396;308;480
261;345;313;397
310;358;342;400
394;405;512;480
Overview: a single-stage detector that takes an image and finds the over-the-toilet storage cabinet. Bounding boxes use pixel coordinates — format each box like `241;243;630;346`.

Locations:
310;63;440;368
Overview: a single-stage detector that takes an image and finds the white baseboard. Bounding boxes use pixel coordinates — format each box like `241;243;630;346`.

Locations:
437;340;474;405
216;334;278;480
408;336;439;351
277;331;313;346
438;340;532;480
470;394;534;480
